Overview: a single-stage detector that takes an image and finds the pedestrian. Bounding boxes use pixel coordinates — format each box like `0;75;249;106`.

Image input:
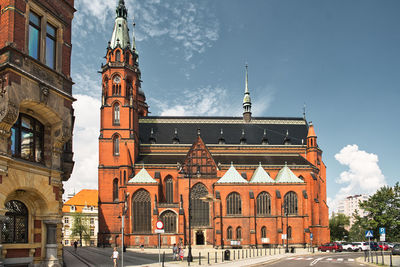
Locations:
179;246;184;261
73;240;78;253
172;243;178;260
111;247;119;267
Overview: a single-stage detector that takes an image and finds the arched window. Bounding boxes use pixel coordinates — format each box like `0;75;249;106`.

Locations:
256;192;271;215
288;226;292;239
261;226;267;238
236;227;242;240
191;183;209;226
226;192;241;215
113;178;118;201
160;210;177;233
227;226;232;240
113;135;119;155
112;75;121;95
124;171;126;184
165;176;173;203
11;114;44;163
116;50;121;62
1;200;28;243
113;103;120;125
284;192;298;215
132;190;151;233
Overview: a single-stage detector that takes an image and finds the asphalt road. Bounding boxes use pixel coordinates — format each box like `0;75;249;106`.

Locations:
64;246;173;267
256;252;368;267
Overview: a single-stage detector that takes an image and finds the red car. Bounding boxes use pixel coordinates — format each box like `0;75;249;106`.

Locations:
378;242;389;251
318;242;343;252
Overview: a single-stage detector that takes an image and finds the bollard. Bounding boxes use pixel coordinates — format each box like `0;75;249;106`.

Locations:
208;252;210;265
279;247;281;254
246;249;248;258
364;250;367;261
269;246;271;255
234;250;235;260
199;252;201;265
382;250;384;265
390;251;393;267
220;251;221;263
162;252;165;267
376;250;378;264
238;249;240;259
274;246;276;255
242;249;244;259
257;248;259;256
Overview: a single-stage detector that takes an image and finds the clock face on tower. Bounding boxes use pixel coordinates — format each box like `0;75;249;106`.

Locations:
113;75;121;84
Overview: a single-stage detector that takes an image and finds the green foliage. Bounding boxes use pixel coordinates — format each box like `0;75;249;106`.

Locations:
350;182;400;242
70;212;91;245
330;213;350;241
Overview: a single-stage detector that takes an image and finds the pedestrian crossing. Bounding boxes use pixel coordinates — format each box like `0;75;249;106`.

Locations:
286;256;356;263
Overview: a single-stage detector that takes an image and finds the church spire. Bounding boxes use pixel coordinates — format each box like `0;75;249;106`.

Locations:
243;64;252;122
110;0;131;50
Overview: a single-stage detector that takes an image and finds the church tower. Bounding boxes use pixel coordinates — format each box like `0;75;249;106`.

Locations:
98;0;147;246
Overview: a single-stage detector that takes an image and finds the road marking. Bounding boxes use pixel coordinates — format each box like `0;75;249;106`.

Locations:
349;259;355;262
337;258;343;261
326;258;333;261
310;257;326;266
306;257;313;260
287;257;295;260
295;257;304;260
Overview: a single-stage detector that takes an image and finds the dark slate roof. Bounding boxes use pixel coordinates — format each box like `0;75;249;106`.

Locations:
139;116;308;145
136;154;311;166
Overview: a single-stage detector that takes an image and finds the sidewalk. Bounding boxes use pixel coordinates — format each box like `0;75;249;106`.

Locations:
126;247;317;267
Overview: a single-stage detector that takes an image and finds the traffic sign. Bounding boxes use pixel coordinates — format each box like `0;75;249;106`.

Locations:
379;227;386;235
365;230;373;238
155;229;165;233
380;234;386;241
281;234;287;240
156;220;164;230
310;233;313;240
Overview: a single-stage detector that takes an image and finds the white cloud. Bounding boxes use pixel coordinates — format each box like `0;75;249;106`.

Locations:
330;144;386;213
63;94;100;198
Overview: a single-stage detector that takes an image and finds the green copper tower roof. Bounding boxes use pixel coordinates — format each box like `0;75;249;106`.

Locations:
110;0;136;50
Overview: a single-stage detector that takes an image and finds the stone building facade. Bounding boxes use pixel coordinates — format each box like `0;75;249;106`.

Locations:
98;1;329;249
0;0;75;266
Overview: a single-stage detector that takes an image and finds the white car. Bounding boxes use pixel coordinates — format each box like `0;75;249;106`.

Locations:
353;242;369;251
341;242;359;252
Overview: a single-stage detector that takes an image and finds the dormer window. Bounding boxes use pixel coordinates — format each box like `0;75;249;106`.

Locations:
70;205;75;212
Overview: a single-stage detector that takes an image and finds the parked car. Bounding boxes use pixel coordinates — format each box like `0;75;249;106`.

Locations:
341;242;359;252
318;243;343;252
387;243;395;249
369;242;379;251
353;242;370;251
378;242;389;251
392;244;400;255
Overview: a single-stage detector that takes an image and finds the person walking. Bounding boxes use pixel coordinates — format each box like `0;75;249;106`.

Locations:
172;243;178;260
73;240;78;253
111;247;119;267
179;246;184;261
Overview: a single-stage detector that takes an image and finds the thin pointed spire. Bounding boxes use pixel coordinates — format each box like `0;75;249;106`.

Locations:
110;0;130;49
243;64;252;122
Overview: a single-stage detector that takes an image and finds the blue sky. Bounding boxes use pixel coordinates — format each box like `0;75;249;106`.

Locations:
65;0;400;212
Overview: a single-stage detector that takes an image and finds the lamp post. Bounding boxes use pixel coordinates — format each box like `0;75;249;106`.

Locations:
120;192;129;267
186;159;193;263
285;202;289;253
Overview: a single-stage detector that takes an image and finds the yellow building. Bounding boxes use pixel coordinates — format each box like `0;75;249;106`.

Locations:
62;190;98;247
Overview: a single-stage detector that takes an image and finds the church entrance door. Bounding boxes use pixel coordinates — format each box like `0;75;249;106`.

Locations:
195;231;205;245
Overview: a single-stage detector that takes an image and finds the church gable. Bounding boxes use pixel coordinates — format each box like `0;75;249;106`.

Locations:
182;135;217;178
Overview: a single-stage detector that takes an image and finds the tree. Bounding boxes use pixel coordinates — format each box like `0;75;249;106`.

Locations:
356;182;400;242
330;213;350;241
70;212;90;246
349;210;368;241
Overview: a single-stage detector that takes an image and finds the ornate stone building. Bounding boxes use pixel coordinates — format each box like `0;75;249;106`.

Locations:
0;0;75;266
98;1;330;249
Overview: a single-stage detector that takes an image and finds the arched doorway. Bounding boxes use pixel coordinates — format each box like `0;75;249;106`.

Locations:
195;230;205;245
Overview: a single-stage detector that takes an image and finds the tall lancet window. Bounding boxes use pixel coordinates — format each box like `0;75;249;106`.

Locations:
113;135;120;155
116;50;121;62
113;103;120;125
113;178;118;201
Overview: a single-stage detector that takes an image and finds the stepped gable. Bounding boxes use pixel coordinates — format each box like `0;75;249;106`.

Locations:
139;116;308;145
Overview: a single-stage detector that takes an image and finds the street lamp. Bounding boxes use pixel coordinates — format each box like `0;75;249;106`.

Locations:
118;191;129;267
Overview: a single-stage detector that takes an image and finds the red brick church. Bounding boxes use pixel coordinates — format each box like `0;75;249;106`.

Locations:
98;0;330;248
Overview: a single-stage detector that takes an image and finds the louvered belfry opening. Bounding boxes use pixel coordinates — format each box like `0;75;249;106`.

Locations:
284;191;298;215
256;192;271;215
160;210;177;233
132;189;151;233
191;183;209;226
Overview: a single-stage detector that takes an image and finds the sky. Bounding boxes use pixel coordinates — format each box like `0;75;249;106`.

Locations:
64;0;400;213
